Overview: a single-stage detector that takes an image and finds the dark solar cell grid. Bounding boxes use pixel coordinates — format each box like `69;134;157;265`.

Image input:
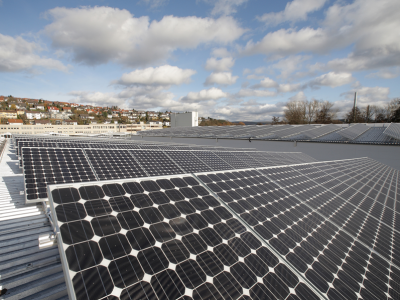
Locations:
84;149;147;180
285;160;399;299
17;141;59;156
196;164;400;300
49;176;318;300
22;147;97;201
165;151;212;173
191;151;233;171
139;145;161;150
213;152;250;170
131;150;184;176
232;152;262;168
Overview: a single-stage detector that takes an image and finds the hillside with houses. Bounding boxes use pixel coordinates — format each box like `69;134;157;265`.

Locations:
0;95;175;126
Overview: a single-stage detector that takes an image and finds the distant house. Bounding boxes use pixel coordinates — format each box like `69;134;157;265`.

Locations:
34;119;52;125
63;107;72;112
25;112;42;120
48;106;59;113
8;119;23;125
163;121;170;126
79;114;94;120
62;120;78;125
0;110;17;119
34;105;45;110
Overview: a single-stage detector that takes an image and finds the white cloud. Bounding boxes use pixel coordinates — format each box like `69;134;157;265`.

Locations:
205;72;238;85
236;89;276;98
289;91;307;102
211;47;231;58
277;83;302;93
44;6;246;67
271;55;311;79
214;102;284;121
258;0;327;26
309;72;354;88
243;0;400;74
258;77;278;88
141;0;168;8
115;65;196;86
204;0;249;16
182;87;228;102
205;57;235;72
0;33;68;73
367;68;399;79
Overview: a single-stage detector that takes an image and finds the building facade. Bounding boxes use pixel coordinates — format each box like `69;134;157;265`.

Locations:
170;112;199;127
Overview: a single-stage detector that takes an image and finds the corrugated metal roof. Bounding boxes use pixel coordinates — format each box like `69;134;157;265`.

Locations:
0;140;67;300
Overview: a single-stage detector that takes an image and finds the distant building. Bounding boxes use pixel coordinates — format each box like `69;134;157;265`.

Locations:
8;119;23;125
170;112;199;127
0;110;18;119
48;106;59;113
25;111;43;120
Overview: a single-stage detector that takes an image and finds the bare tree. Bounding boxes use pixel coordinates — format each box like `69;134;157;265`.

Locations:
305;99;320;124
271;116;280;124
283;100;307;124
315;101;337;124
361;105;375;123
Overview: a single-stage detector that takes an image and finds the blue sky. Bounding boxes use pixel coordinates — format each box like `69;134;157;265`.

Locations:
0;0;399;121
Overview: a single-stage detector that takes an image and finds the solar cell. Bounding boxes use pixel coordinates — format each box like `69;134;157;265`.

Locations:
49;175;320;300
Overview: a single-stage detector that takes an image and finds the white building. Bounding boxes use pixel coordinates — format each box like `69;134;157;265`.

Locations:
170;112;198;127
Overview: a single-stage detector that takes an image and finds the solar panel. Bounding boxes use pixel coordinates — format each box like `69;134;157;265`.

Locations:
22;147;97;202
338;124;370;140
84;149;148;180
130;150;184;176
383;123;400;141
164;150;212;173
192;158;400;300
191;151;233;171
48;175;320;300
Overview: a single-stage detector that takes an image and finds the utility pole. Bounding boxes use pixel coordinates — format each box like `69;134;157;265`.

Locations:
353;92;357;123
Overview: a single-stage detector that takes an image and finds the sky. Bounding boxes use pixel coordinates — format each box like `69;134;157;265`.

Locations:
0;0;399;121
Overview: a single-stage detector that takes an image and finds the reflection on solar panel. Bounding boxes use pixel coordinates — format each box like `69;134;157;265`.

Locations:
49;175;320;300
165;150;212;173
85;149;147;180
193;158;400;300
337;124;370;140
131;150;184;176
22;147;97;201
384;123;400;140
302;124;341;139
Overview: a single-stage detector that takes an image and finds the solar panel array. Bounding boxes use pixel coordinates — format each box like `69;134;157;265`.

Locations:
336;124;371;140
137;124;400;144
48;156;400;300
302;124;341;139
49;175;321;300
20;137;316;203
384;123;400;140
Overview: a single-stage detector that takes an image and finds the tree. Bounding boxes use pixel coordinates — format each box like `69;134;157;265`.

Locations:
345;107;364;123
315;101;337;124
305;99;320;124
391;98;400;122
271;116;280;124
10;104;17;110
283;100;306;124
